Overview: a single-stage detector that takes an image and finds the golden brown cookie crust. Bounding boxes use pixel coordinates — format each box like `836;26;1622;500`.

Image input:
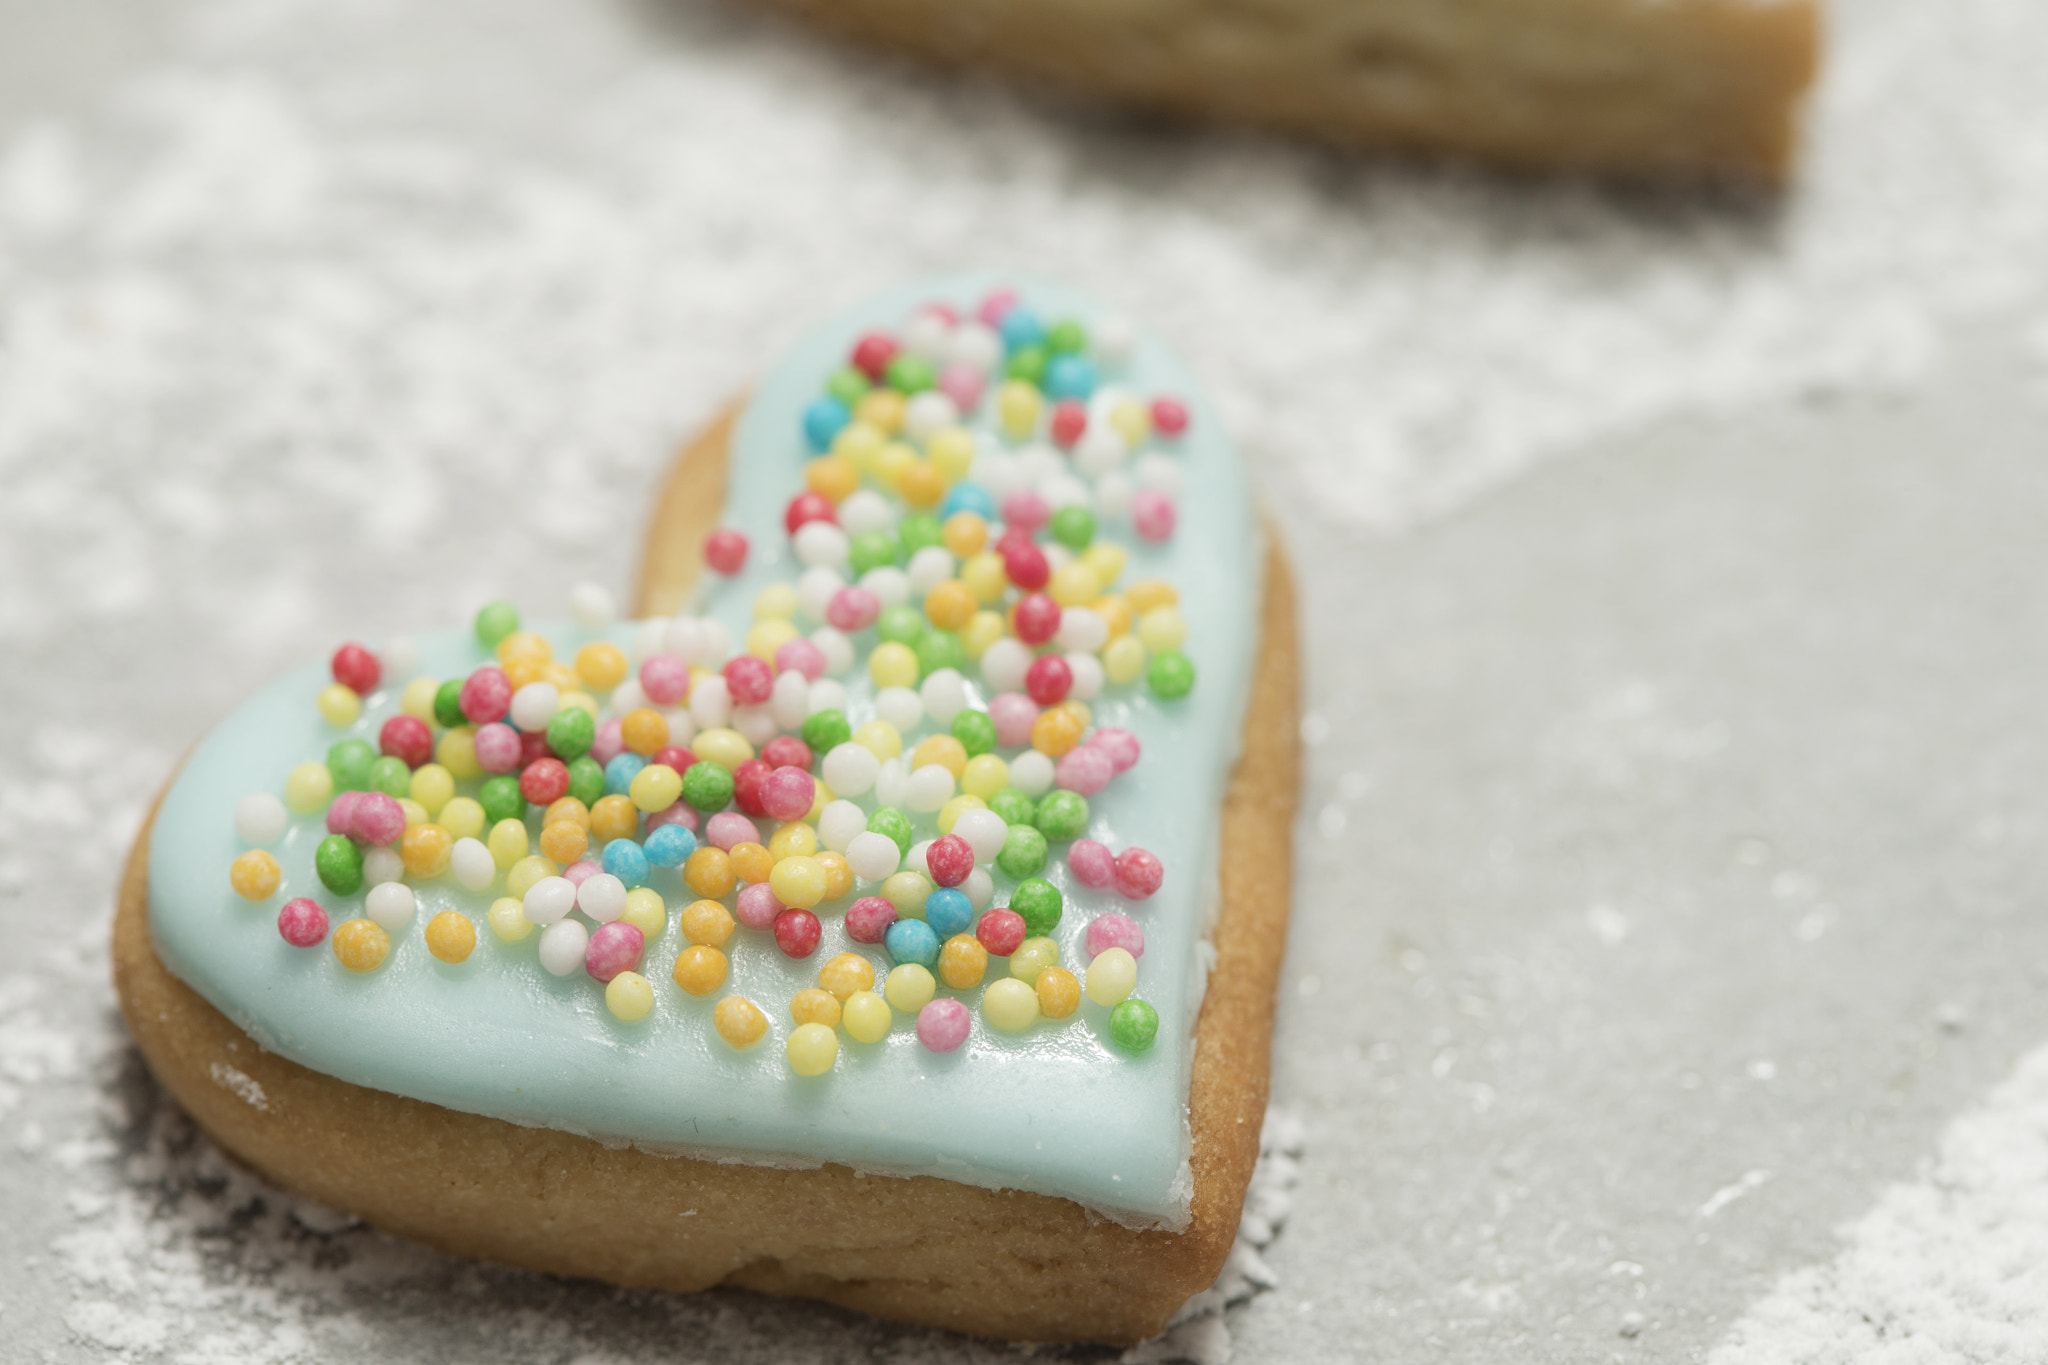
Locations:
111;405;1298;1345
738;0;1821;183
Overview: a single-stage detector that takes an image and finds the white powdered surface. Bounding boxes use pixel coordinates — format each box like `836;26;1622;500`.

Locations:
3;0;2048;1358
1710;1042;2048;1364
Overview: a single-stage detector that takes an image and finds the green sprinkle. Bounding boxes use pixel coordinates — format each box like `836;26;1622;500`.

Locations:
474;600;520;649
545;706;595;761
1108;998;1159;1054
867;806;914;857
876;604;926;647
1009;878;1063;937
1049;505;1096;551
996;824;1047;880
949;709;996;757
1046;319;1088;355
1147;650;1197;700
681;761;735;813
915;630;964;678
478;775;524;825
1032;790;1089;842
826;366;870;407
566;755;606;808
367;755;412;798
849;528;902;575
802;709;852;753
432;679;467;728
326;739;376;793
315;834;364;896
987;788;1036;827
886;354;935;394
1006;346;1047;385
898;513;944;555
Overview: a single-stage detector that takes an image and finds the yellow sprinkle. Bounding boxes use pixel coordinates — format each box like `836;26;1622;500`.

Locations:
606;971;655;1022
332;919;390;973
424;910;476;964
713;994;768;1048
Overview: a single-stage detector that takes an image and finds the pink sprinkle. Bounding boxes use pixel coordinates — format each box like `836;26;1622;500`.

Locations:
925;835;974;888
1001;490;1049;534
826;585;881;632
735;881;784;930
1054;745;1114;797
916;997;972;1052
584;922;645;983
277;898;328;947
1150;395;1189;437
989;693;1039;748
640;653;691;706
378;714;432;768
922;300;960;325
564;859;601;887
760;735;813;770
1049;401;1087;448
760;767;817;824
324;790;366;837
976;288;1018;326
723;654;774;706
590;718;625;766
704;528;749;575
938;361;985;412
1001;539;1049;592
473;722;522;774
845;896;897;943
775;638;827;681
1088;727;1142;773
1068;839;1116;888
351;792;407;847
459;666;512;725
645;802;698;834
705;812;759;851
1087;913;1146;960
1131;489;1177;543
1114;847;1165;901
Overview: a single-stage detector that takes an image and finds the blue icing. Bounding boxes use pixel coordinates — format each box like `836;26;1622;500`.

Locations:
148;272;1259;1224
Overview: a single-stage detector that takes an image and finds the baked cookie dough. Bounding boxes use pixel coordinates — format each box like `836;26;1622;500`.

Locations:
113;278;1299;1344
741;0;1821;182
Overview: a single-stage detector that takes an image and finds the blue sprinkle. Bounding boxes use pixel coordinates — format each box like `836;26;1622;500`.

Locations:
802;396;850;452
1042;354;1097;402
940;482;996;520
600;838;650;888
604;752;646;796
998;307;1045;354
924;888;974;940
884;917;940;968
644;823;697;869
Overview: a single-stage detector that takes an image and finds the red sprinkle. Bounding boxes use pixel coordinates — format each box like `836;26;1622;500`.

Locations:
1012;593;1062;646
330;642;381;695
1150;395;1189;437
652;745;696;774
760;767;817;824
1024;654;1072;706
704;529;749;575
845;896;897;944
759;735;813;771
519;757;570;806
378;714;432;769
851;332;898;382
773;908;822;959
1001;540;1050;592
518;729;553;770
1114;847;1165;901
731;759;773;817
1049;401;1088;447
924;835;973;888
975;908;1026;958
784;491;837;536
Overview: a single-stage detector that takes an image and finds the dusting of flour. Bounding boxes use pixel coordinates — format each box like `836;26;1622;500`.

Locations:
4;0;2048;1358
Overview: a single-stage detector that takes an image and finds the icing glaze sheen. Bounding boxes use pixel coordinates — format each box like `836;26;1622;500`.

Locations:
148;274;1259;1225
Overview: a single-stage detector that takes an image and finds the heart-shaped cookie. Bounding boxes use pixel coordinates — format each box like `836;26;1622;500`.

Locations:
114;273;1298;1344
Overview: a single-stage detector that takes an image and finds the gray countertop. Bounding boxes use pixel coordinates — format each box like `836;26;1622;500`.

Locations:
4;0;2047;1361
